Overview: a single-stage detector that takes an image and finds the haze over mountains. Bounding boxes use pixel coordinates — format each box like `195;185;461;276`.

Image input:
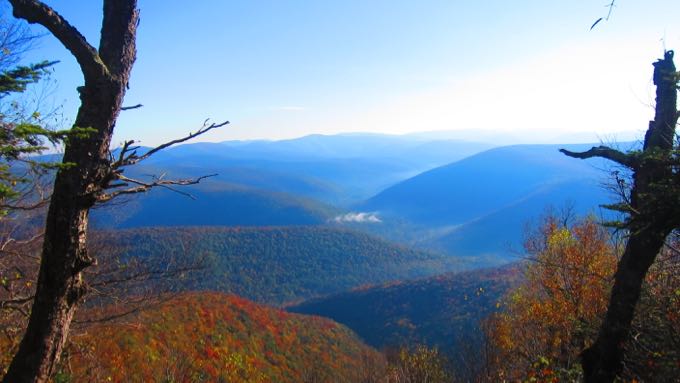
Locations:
88;131;623;353
21;131;636;380
360;143;620;262
93;133;621;264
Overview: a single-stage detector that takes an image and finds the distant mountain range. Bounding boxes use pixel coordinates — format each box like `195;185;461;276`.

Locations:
128;133;494;205
87;134;632;263
92;133;493;229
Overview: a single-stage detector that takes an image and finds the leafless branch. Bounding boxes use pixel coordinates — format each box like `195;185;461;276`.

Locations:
0;295;34;308
120;104;142;111
604;0;616;21
559;146;638;169
73;293;179;326
0;199;49;212
114;119;229;168
590;1;616;30
0;231;43;253
87;262;202;290
97;173;217;203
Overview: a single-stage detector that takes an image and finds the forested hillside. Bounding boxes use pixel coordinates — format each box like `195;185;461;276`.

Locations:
91;181;337;229
56;292;383;382
289;266;520;359
92;226;465;305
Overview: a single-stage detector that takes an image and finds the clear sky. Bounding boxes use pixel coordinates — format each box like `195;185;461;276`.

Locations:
12;1;680;146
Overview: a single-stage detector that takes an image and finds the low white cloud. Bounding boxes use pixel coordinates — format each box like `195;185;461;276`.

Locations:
333;212;382;224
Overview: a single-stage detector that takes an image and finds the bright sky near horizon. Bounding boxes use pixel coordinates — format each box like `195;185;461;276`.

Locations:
11;1;680;146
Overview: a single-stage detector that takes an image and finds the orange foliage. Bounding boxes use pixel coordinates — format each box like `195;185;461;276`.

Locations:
485;216;680;381
486;216;617;381
55;292;384;382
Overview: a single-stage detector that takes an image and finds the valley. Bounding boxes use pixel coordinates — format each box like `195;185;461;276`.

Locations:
3;132;671;382
82;134;617;369
2;3;677;381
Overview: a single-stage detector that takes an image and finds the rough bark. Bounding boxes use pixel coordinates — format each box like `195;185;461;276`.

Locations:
2;1;138;382
562;50;678;382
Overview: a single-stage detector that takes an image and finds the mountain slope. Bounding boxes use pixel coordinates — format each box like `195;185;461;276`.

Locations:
426;178;610;258
93;226;465;305
363;144;608;224
55;134;494;227
64;292;383;382
91;180;337;229
360;144;620;260
288;266;520;361
130;133;493;205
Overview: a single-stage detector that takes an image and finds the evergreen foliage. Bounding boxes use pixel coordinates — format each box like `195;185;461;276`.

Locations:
0;59;61;214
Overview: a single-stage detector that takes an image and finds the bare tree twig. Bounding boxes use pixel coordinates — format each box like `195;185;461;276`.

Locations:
605;0;616;21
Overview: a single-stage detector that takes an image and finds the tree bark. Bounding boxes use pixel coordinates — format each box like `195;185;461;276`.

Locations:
569;51;678;382
2;1;138;382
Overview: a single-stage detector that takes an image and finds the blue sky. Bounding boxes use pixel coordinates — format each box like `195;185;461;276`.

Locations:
13;1;680;145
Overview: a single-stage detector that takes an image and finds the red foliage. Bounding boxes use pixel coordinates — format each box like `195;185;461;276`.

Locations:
57;292;384;382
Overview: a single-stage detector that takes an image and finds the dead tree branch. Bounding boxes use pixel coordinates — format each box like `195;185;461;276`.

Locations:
120;104;142;111
113;119;229;169
559;146;638;169
97;173;216;203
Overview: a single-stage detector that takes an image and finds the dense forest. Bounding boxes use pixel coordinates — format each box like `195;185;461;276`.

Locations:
91;226;465;305
289;265;519;359
51;292;384;383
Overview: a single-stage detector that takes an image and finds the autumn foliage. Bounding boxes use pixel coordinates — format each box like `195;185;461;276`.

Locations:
52;292;383;382
383;345;451;383
484;215;680;382
484;215;616;381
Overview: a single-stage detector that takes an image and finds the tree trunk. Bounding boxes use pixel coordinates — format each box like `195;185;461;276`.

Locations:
2;1;138;382
581;225;671;381
579;51;678;382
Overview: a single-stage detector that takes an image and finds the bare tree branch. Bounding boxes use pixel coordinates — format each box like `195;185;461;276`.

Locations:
0;295;34;308
116;119;229;167
120;104;143;111
559;146;638;169
96;173;217;203
0;200;48;212
591;1;616;30
8;0;108;81
87;262;202;290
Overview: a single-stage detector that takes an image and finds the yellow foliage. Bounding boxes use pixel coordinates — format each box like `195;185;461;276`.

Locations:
485;215;617;381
